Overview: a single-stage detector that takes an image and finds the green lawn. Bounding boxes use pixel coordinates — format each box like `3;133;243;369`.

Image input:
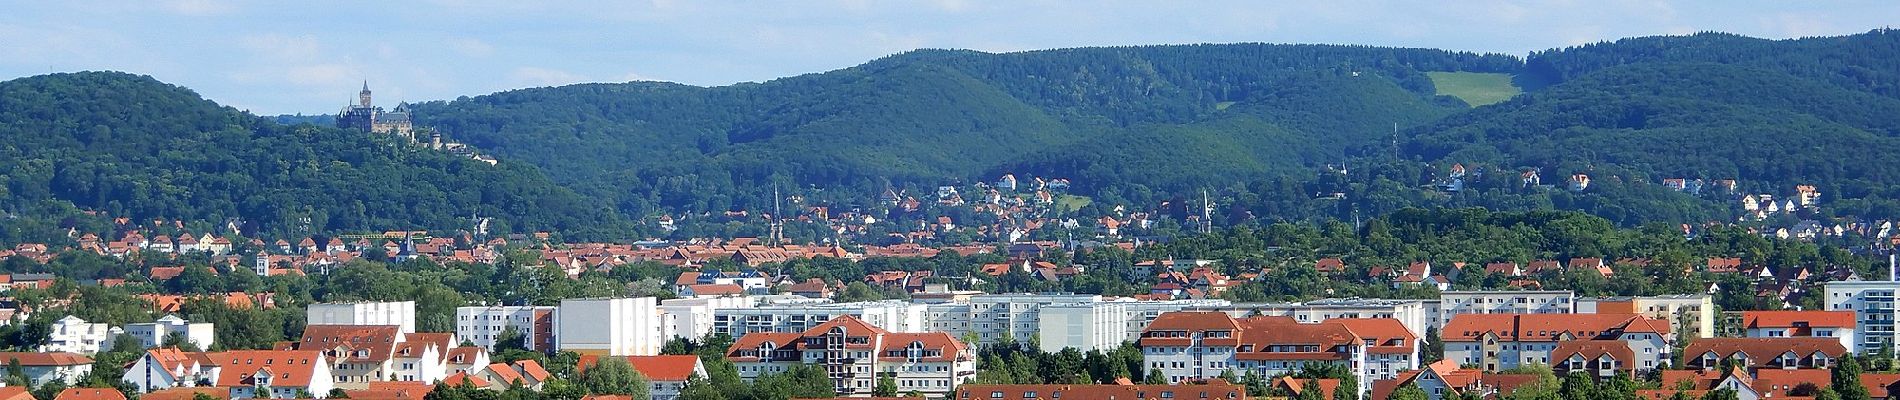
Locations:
1055;195;1092;212
1428;72;1521;107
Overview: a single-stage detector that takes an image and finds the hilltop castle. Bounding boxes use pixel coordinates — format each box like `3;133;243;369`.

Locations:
336;82;414;140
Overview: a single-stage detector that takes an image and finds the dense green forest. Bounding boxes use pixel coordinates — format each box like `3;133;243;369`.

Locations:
11;30;1900;240
408;44;1519;217
0;72;630;241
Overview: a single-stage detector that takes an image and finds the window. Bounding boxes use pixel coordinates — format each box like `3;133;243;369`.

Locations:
989;392;1003;399
1023;392;1037;399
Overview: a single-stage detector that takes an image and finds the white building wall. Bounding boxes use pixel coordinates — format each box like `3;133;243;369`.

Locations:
1826;281;1898;354
713;300;924;337
455;306;555;351
122;315;215;350
557;297;662;356
41;316;113;354
1437;291;1575;328
308;301;417;333
1038;302;1127;353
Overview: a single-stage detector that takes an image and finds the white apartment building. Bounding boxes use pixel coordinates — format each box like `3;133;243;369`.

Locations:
121;314;215;350
308;301;417;333
714;300;926;337
1826;280;1898;354
924;293;1101;344
658;296;755;341
557;297;663;356
455;306;556;351
1739;310;1857;351
726;315;976;397
1578;294;1717;339
1116;298;1232;342
42;315;114;354
1437;290;1575;328
1210;298;1434;338
1037;302;1128;353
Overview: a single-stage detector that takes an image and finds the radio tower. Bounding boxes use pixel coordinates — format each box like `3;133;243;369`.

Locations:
770;185;785;246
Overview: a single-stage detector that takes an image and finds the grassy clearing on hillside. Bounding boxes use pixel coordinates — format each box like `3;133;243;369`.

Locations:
1056;195;1092;212
1428;72;1521;106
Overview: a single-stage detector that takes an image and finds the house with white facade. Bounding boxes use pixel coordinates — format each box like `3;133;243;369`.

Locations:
0;352;94;387
307;301;416;333
1824;280;1899;354
726;315;975;397
1739;310;1855;351
454;306;556;352
1436;291;1575;328
1442;313;1671;373
1138;312;1371;395
41;315;114;354
214;350;335;399
121;315;215;350
122;348;217;393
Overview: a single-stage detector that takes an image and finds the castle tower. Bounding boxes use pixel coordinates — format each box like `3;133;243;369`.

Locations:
359;81;372;108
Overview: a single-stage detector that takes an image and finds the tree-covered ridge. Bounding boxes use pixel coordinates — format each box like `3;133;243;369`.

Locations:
0;72;629;239
410;43;1517;216
1524;29;1900;97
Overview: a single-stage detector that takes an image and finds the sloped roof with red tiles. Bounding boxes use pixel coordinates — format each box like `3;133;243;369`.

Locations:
1327;318;1417;354
514;359;550;382
685;284;744;296
53;388;124;400
876;332;968;363
299;325;401;363
803;314;888;337
1741;310;1855;329
1682;337;1847;368
144;348;200;379
0;352;93;366
211;350;325;387
1552;340;1637;374
443;371;489;387
445;346;486;365
1442;313;1669;342
1753;369;1831;397
141;387;226;400
954;383;1248;400
623;355;701;382
1862;373;1900;399
395;333;452;358
483;363;524;385
1275;377;1339;400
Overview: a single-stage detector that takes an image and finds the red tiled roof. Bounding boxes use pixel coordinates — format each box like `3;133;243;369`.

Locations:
1442;313;1669;342
211;350;326;387
1682;337;1848;369
513;359;550;382
954;384;1248;400
53;388;125;400
0;352;93;366
443;371;489;387
483;363;524;385
1741;310;1855;329
624;355;700;382
141;388;226;400
299;325;401;363
1327;318;1417;354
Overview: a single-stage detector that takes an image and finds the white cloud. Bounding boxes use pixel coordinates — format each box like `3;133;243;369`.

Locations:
164;0;236;16
447;38;494;57
510;66;590;87
239;34;321;61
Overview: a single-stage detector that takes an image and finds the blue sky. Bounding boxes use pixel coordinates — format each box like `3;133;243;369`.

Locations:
2;1;1892;114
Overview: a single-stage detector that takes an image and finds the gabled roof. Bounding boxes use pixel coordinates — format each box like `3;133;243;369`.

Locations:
211;350;325;387
623;355;701;382
1683;337;1848;368
1442;313;1669;342
482;363;524;385
53;388;124;400
513;359;550;382
299;325;401;362
1326;318;1417;354
1741;310;1855;329
443;371;489;387
0;352;93;366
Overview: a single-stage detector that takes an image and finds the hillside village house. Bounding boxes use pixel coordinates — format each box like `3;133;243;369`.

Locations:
726;315;975;397
1442;313;1671;373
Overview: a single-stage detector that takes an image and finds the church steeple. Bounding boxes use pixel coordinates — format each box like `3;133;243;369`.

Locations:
358;81;372;108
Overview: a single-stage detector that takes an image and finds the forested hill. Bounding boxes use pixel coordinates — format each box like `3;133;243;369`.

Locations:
0;72;629;242
409;44;1521;215
1406;29;1900;220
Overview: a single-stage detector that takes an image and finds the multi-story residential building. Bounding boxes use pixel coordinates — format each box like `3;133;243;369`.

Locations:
1117;298;1232;342
123;348;216;393
307;301;417;333
1208;298;1434;338
1037;302;1128;353
42;315;114;354
1578;294;1716;339
213;350;335;399
1327;318;1419;381
726;315;975;397
1825;281;1899;354
1550;340;1640;379
454;306;556;352
1442;313;1671;373
1740;310;1856;351
1680;337;1847;371
557;297;662;356
658;296;754;341
121;315;215;350
715;300;925;338
1138;312;1369;395
924;293;1101;345
955;383;1252;400
1437;291;1575;328
0;352;94;387
296;325;402;389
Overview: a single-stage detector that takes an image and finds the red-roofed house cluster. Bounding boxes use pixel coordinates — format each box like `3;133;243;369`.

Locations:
725;315;975;397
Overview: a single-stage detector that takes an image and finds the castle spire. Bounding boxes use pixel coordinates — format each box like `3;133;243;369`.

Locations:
358;81;372;108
